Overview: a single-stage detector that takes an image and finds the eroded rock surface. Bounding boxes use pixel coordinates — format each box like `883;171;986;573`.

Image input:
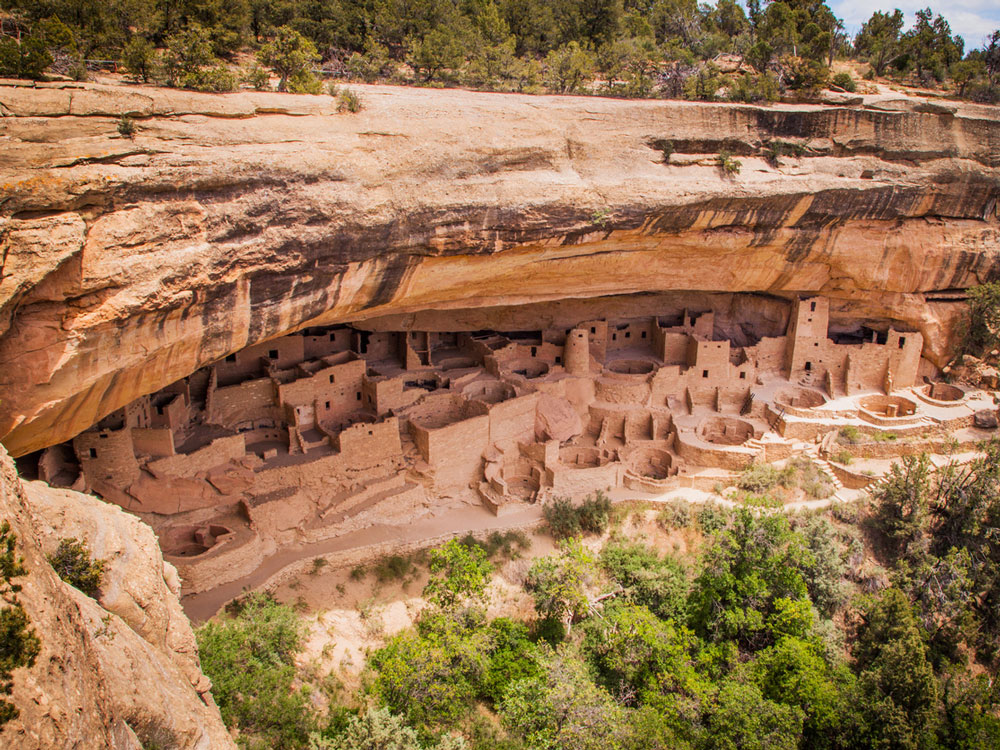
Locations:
0;80;998;455
0;443;234;749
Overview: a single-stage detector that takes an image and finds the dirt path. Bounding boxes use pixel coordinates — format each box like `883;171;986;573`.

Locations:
181;502;545;622
181;485;859;622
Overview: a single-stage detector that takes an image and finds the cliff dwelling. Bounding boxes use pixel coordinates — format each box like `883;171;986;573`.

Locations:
16;294;998;596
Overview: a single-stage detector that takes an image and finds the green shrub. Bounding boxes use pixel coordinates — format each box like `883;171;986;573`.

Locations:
873;431;897;442
543;497;582;540
961;283;1000;356
197;593;315;747
657;498;692;529
374;554;413;583
655;139;675;163
738;463;795;493
727;72;780;103
117;115;136;139
287;70;323;94
243;63;271;90
838;425;862;445
309;557;327;575
0;521;41;729
578;491;612;534
600;541;689;619
831;71;856;92
763;140;805;167
718;150;742;176
697;502;731;535
120;36;157;83
47;537;105;598
183;65;239;92
337;88;363;113
831;450;853;465
0;35;52;80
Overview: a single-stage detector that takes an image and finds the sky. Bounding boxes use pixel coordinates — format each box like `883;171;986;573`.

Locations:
830;0;1000;49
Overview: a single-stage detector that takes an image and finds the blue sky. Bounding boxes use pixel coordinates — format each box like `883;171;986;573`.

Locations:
829;0;1000;49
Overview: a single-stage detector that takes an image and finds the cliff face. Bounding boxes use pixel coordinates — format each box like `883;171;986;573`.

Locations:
0;80;998;455
0;443;235;748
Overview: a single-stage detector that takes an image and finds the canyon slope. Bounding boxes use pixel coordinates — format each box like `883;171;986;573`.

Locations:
0;442;235;749
1;80;999;455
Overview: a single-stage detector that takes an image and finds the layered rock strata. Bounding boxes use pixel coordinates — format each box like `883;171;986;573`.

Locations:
0;80;998;455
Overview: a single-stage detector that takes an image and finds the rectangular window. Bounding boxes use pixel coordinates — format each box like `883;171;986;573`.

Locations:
590;327;596;334
225;353;236;363
329;374;335;384
898;337;906;349
325;401;330;409
805;361;812;371
531;347;537;357
269;349;278;359
625;331;631;338
356;392;361;400
702;370;709;378
810;301;816;312
739;372;746;379
89;448;97;458
555;356;562;364
330;333;336;341
641;331;647;339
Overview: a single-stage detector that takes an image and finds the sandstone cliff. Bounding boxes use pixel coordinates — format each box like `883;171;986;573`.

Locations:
0;80;998;454
0;443;235;749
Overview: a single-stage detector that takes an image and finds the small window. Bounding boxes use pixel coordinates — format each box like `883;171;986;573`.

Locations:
590;326;596;334
225;353;236;363
702;370;709;378
810;301;816;312
531;347;537;357
555;356;562;364
625;331;631;339
156;405;164;415
807;317;812;323
805;361;812;372
898;337;906;349
814;342;819;347
329;374;335;383
612;334;617;341
89;448;97;458
325;401;330;409
368;430;373;436
356;392;361;400
739;372;746;379
330;333;336;341
641;331;647;339
269;349;278;359
99;433;108;439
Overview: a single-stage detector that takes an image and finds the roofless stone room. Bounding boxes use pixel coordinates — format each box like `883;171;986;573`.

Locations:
1;3;1000;747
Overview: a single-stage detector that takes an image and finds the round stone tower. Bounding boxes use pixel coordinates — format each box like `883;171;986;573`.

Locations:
564;328;590;375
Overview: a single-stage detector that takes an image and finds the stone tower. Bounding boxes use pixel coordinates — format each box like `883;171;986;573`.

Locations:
564;328;590;375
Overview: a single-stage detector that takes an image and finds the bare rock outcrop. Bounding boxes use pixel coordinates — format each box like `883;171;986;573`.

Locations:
0;444;235;749
0;80;998;455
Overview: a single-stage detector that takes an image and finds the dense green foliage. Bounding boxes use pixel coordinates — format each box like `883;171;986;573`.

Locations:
197;593;315;749
47;537;105;598
542;491;612;539
1;1;997;102
0;521;40;729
